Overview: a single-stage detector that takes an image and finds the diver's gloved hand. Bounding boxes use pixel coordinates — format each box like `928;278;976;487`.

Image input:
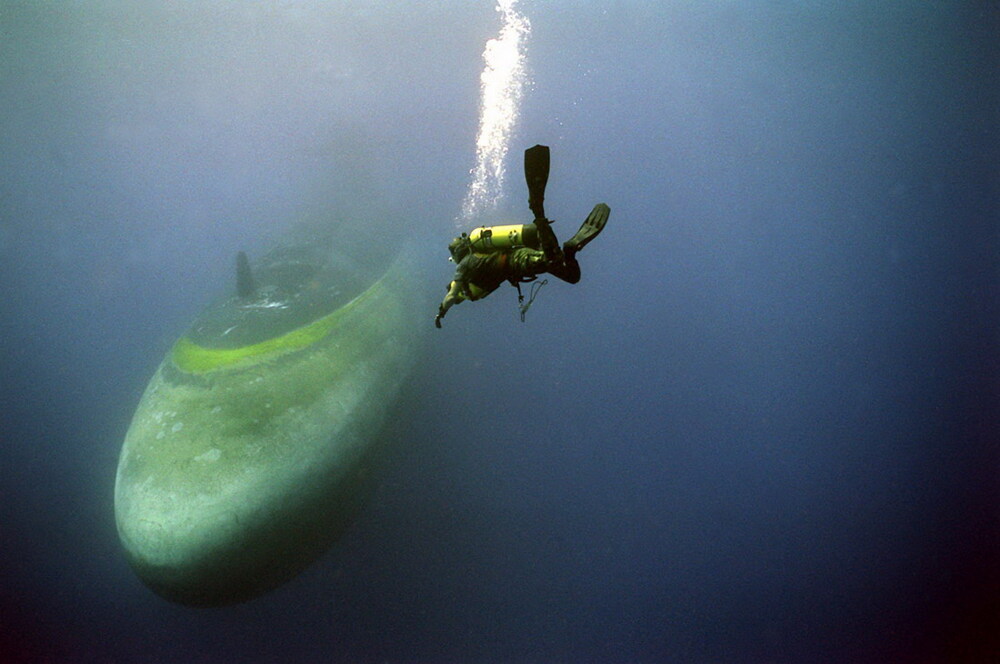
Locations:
435;314;442;329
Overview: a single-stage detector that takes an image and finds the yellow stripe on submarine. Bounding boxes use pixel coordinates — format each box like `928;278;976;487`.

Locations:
114;228;424;606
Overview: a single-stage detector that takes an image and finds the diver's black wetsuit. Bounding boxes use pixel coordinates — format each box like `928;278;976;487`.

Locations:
436;219;579;327
453;242;579;295
435;202;609;328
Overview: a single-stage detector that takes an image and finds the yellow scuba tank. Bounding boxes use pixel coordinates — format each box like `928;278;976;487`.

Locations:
467;224;539;253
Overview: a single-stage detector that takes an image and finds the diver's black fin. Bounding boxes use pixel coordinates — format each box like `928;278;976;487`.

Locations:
524;144;550;220
236;251;256;298
564;203;610;254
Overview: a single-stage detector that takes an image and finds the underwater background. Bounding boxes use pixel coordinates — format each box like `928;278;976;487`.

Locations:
1;2;997;661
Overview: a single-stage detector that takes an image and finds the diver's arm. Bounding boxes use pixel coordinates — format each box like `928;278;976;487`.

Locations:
435;280;466;328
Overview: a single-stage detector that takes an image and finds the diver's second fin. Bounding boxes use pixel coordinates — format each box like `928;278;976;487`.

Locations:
236;251;256;298
524;144;550;220
564;203;610;254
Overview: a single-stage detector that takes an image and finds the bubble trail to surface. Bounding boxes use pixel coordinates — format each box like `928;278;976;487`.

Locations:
458;0;530;227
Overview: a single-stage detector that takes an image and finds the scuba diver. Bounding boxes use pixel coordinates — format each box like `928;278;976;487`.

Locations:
435;145;610;328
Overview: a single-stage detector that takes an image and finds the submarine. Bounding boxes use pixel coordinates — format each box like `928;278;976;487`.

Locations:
114;222;425;606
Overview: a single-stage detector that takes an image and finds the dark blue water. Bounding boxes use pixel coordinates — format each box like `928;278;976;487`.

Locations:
2;3;996;661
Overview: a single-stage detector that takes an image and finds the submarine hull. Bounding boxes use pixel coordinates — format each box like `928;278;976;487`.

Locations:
115;245;421;606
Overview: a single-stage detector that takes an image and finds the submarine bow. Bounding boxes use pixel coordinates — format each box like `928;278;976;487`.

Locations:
114;232;423;606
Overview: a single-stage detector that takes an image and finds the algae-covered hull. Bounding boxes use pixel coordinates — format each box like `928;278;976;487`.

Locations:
114;230;422;606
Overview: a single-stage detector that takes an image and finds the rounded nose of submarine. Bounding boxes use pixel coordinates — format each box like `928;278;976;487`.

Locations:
114;243;424;606
117;455;373;607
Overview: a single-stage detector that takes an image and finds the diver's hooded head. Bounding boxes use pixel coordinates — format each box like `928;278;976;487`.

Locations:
448;234;471;263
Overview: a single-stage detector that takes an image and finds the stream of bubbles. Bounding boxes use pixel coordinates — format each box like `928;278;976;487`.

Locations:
458;0;531;227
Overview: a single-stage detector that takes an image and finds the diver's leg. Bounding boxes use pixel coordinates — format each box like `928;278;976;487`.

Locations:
508;248;547;279
510;247;580;285
534;218;562;262
533;220;581;283
546;253;580;284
